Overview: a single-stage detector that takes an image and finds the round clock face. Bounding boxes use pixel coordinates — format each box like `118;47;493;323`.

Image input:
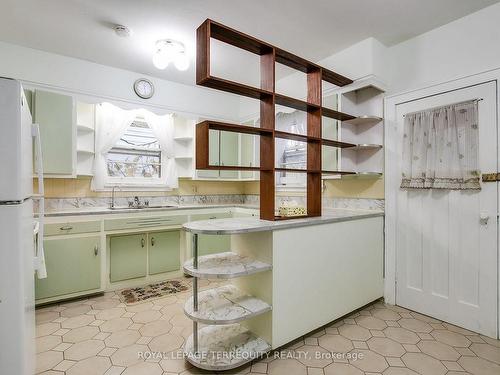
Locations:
134;79;154;99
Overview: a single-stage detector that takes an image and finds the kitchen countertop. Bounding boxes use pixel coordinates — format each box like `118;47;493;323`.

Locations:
182;208;384;234
41;204;258;217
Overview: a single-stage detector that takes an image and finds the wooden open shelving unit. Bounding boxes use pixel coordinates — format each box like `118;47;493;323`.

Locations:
195;19;355;220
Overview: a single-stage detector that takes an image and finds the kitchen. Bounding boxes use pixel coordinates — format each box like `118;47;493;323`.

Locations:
1;1;500;375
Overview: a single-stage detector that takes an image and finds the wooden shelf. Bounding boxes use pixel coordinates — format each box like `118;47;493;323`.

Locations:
196;19;355;221
343;115;383;126
202;165;262;171
198;76;272;100
322;107;356;121
198;120;273;135
274;131;320;143
322;139;356;148
275;94;320;112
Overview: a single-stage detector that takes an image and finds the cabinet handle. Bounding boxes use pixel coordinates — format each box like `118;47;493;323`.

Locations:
209;216;217;219
151;237;155;246
60;226;73;231
141;238;145;248
94;245;99;256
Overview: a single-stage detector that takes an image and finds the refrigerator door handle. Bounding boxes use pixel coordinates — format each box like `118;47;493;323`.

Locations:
32;123;47;279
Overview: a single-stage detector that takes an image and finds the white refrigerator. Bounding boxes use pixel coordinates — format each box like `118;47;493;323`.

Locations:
0;77;46;375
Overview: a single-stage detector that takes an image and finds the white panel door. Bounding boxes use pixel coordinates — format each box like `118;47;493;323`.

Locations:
395;81;497;337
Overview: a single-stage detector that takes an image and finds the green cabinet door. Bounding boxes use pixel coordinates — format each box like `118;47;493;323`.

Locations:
34;90;74;175
110;234;147;282
240;133;254;179
220;131;239;179
148;231;181;275
35;236;101;300
197;129;220;179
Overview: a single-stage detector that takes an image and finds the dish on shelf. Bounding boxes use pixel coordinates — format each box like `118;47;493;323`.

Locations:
183;251;272;279
184;284;271;324
184;323;271;371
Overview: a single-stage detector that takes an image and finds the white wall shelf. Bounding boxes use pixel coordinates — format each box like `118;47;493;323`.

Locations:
76;102;96;176
344;116;383;126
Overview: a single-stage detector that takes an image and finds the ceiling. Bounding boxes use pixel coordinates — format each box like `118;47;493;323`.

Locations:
1;0;498;86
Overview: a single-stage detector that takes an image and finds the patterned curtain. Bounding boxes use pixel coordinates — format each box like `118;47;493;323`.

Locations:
401;100;480;190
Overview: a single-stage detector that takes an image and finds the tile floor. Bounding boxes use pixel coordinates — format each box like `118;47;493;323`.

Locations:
35;278;500;375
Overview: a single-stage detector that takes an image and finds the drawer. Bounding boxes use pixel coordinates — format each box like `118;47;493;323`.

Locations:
45;221;101;236
104;215;188;231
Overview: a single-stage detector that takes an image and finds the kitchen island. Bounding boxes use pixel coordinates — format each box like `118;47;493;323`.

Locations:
182;209;384;370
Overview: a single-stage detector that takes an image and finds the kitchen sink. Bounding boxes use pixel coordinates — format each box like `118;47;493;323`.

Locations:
108;205;176;210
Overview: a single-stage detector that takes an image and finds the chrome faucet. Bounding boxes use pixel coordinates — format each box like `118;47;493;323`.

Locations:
134;196;140;207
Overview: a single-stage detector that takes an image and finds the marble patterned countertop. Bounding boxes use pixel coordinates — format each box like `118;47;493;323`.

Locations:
183;208;383;234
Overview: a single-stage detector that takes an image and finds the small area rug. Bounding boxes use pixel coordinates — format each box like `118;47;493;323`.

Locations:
119;279;190;305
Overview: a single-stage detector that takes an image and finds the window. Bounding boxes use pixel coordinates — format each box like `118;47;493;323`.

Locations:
106;120;162;183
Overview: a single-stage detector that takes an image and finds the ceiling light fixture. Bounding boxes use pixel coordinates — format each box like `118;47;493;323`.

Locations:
113;24;132;38
152;39;190;71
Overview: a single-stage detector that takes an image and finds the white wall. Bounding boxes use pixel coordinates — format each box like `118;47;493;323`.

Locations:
386;3;500;94
0;41;242;121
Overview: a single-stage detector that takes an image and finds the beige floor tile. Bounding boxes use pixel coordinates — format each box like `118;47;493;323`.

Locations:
443;322;478;335
456;347;476;356
104;365;126;375
121;361;163;375
63;326;100;343
367;337;405;357
268;358;307;375
386;321;400;327
383;368;419;375
383;328;419;344
459;356;500;375
417;333;433;340
325;327;338;335
122;312;135;318
92;300;121;310
295;345;333;368
441;360;464;371
61;314;94;329
159;357;192;372
66;356;112;375
36;350;63;373
36;310;60;324
470;343;500;364
339;324;371;341
349;350;388;373
139;320;173;337
36;322;60;337
105;330;141;348
148;332;184;352
126;302;154;313
370;330;385;337
431;330;472;347
481;335;500;347
318;334;354;353
169;313;192;327
96;308;126;321
402;344;419;353
409;312;441;324
251;362;268;373
304;337;319;345
468;335;485;343
398;319;432;333
356;316;387;330
402;353;447;375
132;310;162;323
417;340;460;361
136;336;153;345
371;309;401;321
352;341;368;349
324;362;362;375
36;335;62;353
386;357;405;367
94;332;111;341
52;317;68;323
53;359;77;371
128;323;144;330
110;344;148;367
343;318;356;325
100;318;133;333
61;305;91;318
65;339;105;361
52;342;73;352
52;328;70;336
90;319;106;327
153;295;177;306
99;347;118;357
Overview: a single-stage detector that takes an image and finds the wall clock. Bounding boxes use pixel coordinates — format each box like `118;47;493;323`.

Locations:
133;78;154;99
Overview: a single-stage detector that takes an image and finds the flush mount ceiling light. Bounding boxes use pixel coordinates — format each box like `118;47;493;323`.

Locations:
113;24;132;38
152;39;190;71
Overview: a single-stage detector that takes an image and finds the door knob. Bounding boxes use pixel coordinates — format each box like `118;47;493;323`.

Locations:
480;212;490;225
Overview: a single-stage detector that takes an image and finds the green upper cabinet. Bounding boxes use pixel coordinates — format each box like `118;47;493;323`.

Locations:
220;130;239;179
110;234;147;282
33;90;75;175
197;129;220;179
148;231;181;275
240;133;254;179
35;236;101;300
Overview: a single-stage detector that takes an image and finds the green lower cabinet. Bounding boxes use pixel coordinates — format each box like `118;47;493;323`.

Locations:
199;234;231;256
35;236;101;300
148;231;181;275
110;234;147;282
